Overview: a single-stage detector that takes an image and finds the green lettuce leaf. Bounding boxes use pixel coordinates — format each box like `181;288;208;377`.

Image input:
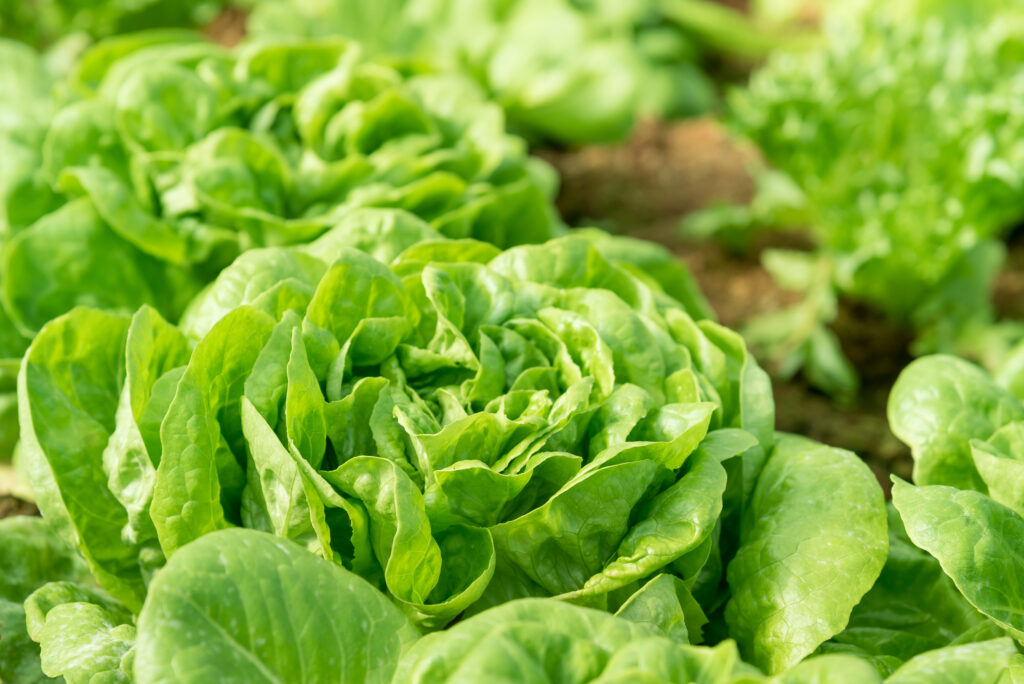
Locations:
725;434;887;673
0;516;90;684
134;528;418;684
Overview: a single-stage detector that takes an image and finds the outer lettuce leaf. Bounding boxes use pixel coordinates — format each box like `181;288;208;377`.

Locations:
0;516;90;684
970;423;1024;517
18;308;146;609
19;304;195;612
888;355;1024;490
24;581;135;684
725;434;887;674
885;354;1024;680
134;528;418;684
884;638;1021;684
823;506;990;674
892;479;1024;644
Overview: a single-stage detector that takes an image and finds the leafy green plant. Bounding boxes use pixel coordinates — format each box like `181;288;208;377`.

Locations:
247;0;800;146
818;354;1024;677
0;516;92;683
135;528;418;683
12;522;1017;682
7;219;890;680
690;3;1024;394
0;0;227;47
0;32;563;458
17;526;904;683
0;39;62;459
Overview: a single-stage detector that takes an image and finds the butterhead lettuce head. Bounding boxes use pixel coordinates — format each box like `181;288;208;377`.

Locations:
18;212;887;678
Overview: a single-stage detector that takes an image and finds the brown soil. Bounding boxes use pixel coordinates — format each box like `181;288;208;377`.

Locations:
787;300;914;491
714;0;750;11
542;118;913;491
537;118;759;228
0;494;38;519
994;230;1024;321
204;6;249;47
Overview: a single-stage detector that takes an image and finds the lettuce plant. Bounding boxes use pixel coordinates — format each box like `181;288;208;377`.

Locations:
815;354;1024;677
0;33;561;457
2;33;560;334
11;215;889;680
8;523;1018;682
692;4;1024;395
0;39;61;457
0;0;227;47
0;516;91;683
33;526;888;683
129;528;888;683
246;0;739;145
